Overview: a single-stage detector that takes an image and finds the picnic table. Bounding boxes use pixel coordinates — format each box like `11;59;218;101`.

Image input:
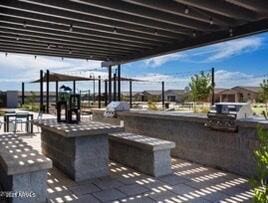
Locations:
4;112;34;133
34;119;124;181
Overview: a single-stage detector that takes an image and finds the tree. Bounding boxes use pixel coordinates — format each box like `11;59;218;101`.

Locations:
251;126;268;203
188;71;212;111
260;79;268;113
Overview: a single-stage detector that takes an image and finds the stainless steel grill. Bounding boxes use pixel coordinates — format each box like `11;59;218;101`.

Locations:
205;103;253;132
104;101;130;118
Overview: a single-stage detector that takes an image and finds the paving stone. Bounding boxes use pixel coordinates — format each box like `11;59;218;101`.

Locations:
117;183;149;196
72;194;101;203
168;183;196;195
158;174;189;185
92;189;126;202
93;177;124;190
115;196;155;203
149;190;177;202
202;191;230;202
69;183;100;196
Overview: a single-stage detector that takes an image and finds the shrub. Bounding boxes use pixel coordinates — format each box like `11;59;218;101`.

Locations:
251;126;268;203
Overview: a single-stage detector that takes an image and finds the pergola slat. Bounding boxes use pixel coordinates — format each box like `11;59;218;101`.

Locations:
0;0;267;63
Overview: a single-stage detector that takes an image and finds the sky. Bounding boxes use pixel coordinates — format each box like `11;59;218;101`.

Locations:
0;32;268;92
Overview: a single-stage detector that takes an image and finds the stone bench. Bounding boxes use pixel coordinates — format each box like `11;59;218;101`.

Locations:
0;133;52;203
109;132;175;177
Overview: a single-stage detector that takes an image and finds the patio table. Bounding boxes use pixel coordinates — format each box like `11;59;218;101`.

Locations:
4;112;34;133
34;119;124;181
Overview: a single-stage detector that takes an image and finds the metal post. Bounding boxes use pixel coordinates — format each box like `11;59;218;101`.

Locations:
46;70;50;114
93;76;96;103
162;81;165;109
73;80;76;94
113;73;116;101
108;65;112;103
98;76;101;108
40;70;44;112
21;82;25;105
104;79;108;106
117;64;121;101
129;79;132;108
55;81;58;104
211;67;215;105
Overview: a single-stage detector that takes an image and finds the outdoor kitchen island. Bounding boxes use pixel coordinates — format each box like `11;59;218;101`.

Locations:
34;119;124;181
93;109;268;178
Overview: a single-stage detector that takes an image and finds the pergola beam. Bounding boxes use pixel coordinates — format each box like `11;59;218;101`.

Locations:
70;0;219;31
0;16;173;46
0;8;180;40
1;0;192;35
225;0;268;14
174;0;258;21
0;41;125;57
0;23;155;49
0;30;141;53
0;37;132;56
122;0;237;26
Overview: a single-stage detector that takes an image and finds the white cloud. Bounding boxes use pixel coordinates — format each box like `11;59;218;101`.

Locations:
141;35;263;66
206;37;262;61
144;53;186;67
0;52;102;82
215;70;263;88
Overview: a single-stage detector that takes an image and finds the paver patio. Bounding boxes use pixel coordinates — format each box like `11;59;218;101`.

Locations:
19;131;253;203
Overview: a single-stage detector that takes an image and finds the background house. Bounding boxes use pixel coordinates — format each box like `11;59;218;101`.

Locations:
216;86;260;102
165;89;186;102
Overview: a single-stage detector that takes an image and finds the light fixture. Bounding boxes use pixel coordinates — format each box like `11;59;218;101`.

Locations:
5;52;8;57
154;29;158;35
184;6;189;14
23;21;27;28
113;27;117;33
192;31;196;37
69;49;72;54
209;17;213;25
69;24;73;32
61;57;64;60
86;58;89;62
47;44;50;49
34;55;37;59
16;36;19;41
229;28;233;37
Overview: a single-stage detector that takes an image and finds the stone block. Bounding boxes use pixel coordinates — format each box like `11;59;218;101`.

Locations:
109;133;175;177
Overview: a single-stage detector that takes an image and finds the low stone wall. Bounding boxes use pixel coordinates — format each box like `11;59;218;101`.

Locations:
92;110;267;177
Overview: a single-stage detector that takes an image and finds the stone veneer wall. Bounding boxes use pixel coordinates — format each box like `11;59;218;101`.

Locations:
92;110;266;177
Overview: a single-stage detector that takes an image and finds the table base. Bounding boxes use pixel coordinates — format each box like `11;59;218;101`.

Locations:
41;129;108;181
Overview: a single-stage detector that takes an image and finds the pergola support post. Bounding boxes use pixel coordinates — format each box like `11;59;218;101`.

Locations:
113;73;116;101
211;67;215;105
21;82;25;106
117;64;121;101
129;79;132;108
108;65;112;103
40;70;44;113
46;69;50;114
98;76;101;108
162;81;165;109
104;79;108;106
73;80;76;94
55;81;59;104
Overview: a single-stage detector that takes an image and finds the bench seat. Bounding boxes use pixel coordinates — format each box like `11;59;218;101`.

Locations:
0;133;52;203
109;132;175;177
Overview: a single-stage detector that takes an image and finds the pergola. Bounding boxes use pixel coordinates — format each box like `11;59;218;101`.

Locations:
1;0;268;106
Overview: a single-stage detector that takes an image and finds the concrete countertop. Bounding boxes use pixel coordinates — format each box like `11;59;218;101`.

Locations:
34;119;124;137
0;133;52;175
118;110;268;129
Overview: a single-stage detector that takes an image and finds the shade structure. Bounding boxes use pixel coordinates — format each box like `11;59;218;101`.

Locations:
31;72;94;83
111;76;144;82
0;0;268;65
